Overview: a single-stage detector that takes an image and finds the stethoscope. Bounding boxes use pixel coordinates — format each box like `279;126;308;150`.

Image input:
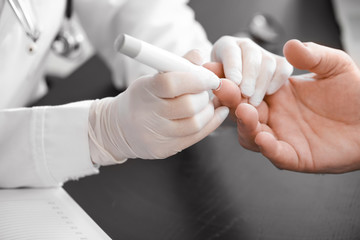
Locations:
8;0;83;58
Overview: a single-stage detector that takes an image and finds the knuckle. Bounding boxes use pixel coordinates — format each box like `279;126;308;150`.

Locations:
189;114;204;133
239;38;257;49
217;35;234;44
160;100;175;118
213;36;236;59
188;92;209;116
191;103;213;133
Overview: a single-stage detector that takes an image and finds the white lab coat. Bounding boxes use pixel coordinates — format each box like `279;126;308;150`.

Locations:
0;0;211;188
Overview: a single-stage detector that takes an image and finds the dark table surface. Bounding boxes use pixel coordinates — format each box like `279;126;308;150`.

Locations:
36;0;360;239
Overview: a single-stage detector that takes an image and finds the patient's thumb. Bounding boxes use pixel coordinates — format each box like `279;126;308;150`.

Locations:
283;39;352;76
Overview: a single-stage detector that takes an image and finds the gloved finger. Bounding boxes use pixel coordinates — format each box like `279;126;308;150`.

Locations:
249;52;276;106
283;39;354;77
157;91;210;120
149;71;219;98
175;106;229;149
161;102;215;137
212;95;221;108
238;39;262;97
183;49;205;66
266;56;293;95
211;36;243;85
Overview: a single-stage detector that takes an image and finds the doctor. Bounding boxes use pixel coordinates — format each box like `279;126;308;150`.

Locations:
0;0;292;188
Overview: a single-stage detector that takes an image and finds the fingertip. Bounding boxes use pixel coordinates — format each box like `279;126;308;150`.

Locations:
235;103;259;131
249;93;263;107
240;80;255;97
235;103;255;118
266;84;279;95
215;105;230;121
250;93;266;107
212;78;241;109
266;80;283;95
283;39;303;57
225;68;242;85
283;39;317;70
193;68;222;91
266;58;293;95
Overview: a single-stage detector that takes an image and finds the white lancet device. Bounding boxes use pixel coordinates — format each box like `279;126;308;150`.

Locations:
114;34;221;90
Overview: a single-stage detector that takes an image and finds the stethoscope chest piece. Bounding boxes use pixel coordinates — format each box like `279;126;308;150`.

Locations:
51;18;83;59
51;0;83;59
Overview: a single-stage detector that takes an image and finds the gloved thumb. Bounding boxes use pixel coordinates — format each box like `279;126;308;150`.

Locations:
283;39;353;77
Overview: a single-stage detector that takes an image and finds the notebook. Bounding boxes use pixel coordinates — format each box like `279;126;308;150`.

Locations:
0;187;111;240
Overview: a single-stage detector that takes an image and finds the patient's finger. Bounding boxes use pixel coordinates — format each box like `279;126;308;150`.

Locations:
213;79;241;110
235;103;272;150
203;62;225;78
255;132;300;171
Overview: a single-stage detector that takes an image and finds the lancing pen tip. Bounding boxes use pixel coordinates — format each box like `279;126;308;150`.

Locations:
214;79;222;91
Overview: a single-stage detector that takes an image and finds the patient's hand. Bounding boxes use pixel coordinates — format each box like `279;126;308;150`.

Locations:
210;40;360;173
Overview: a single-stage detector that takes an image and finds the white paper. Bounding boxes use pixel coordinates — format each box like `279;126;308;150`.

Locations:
0;188;111;240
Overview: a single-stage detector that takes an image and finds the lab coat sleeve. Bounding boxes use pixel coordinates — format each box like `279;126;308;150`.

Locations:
0;101;98;188
74;0;212;89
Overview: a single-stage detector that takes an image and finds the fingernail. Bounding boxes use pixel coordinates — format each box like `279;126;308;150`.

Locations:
226;69;242;85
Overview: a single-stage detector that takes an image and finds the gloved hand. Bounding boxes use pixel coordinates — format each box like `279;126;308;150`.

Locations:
211;36;293;106
88;51;229;165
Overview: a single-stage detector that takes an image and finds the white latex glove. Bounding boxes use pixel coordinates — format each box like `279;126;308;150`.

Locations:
88;52;229;165
211;36;293;106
